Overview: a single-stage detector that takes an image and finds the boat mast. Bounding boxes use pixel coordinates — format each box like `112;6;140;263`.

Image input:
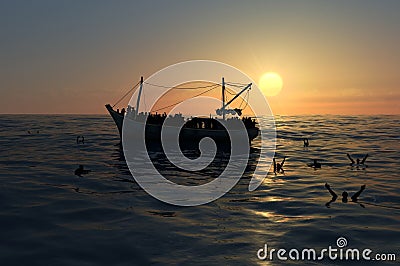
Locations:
135;76;144;118
222;77;225;120
215;81;252;117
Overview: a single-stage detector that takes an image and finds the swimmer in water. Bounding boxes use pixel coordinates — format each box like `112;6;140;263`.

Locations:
76;136;85;144
351;184;366;202
325;183;338;207
273;157;286;174
308;159;321;169
74;165;91;177
324;183;366;208
303;138;309;148
347;153;368;166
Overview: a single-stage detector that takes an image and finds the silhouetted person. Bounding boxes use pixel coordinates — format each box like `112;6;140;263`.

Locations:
76;136;84;144
361;154;368;164
351;185;366;202
303;138;309;147
121;108;126;116
325;183;338;207
74;165;91;177
308;159;321;168
342;191;349;203
325;183;366;208
273;158;276;173
273;157;286;174
347;153;368;166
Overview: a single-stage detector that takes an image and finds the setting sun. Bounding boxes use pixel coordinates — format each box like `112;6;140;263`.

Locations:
258;72;283;97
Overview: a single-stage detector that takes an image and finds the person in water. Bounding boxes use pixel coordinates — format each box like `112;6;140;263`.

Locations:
308;159;321;168
347;153;368;166
273;157;286;174
76;136;85;144
303;138;309;147
74;165;91;177
325;183;366;208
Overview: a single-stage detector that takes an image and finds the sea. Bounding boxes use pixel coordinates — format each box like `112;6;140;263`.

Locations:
0;115;399;265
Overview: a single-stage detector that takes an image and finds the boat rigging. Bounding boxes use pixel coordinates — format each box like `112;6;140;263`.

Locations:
105;76;259;141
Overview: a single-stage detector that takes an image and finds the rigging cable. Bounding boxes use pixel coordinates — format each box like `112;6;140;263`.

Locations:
224;88;237;95
143;82;220;90
241;90;250;110
225;81;249;87
238;90;247;109
225;84;246;88
112;80;141;108
152;84;220;112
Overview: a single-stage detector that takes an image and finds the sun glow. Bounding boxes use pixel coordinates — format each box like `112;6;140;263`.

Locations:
258;72;283;97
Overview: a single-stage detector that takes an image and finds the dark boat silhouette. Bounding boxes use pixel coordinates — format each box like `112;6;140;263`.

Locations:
105;77;259;142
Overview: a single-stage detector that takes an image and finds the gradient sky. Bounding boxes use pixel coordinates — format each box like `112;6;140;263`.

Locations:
1;0;399;114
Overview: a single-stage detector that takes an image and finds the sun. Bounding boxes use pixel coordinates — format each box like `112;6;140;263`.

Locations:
258;72;283;97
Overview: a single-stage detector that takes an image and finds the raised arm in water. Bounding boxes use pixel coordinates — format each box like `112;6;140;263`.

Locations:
347;153;355;165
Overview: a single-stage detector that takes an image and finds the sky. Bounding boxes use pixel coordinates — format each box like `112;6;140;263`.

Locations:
0;0;399;115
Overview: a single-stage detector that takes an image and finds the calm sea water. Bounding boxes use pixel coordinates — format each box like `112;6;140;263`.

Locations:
0;115;399;265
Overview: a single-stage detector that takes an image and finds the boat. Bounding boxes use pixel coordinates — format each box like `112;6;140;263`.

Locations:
105;77;259;142
105;104;124;137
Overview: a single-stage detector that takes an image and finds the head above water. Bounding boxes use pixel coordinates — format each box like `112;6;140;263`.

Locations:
341;191;349;203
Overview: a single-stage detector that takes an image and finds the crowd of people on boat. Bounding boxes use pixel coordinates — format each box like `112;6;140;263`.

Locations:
117;105;257;129
133;111;185;126
115;107;126;116
184;116;257;130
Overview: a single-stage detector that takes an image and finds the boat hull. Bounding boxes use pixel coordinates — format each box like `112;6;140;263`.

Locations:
105;104;124;137
144;122;258;142
105;104;259;142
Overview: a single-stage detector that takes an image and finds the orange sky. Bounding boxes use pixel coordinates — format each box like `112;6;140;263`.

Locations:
0;1;399;115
